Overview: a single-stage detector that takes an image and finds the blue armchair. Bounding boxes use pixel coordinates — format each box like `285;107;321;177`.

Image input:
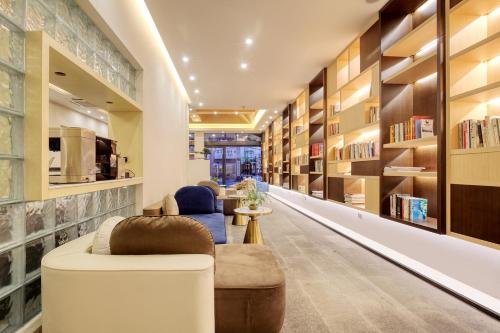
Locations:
175;186;227;244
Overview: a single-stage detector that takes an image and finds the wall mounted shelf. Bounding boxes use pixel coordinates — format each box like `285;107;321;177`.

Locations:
383;136;437;148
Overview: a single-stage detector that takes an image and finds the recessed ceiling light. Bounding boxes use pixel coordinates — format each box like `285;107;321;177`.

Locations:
240;63;248;69
182;56;190;63
189;75;196;81
194;89;200;94
87;110;91;114
245;38;253;45
269;116;273;119
198;102;204;107
214;111;217;115
234;111;239;115
274;110;278;114
100;116;104;120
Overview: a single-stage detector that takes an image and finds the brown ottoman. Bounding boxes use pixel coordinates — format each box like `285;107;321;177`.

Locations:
215;244;286;333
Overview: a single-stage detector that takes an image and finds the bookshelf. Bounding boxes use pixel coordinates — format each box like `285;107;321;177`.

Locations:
326;21;381;214
308;69;327;199
262;128;269;182
282;105;291;190
447;0;500;247
272;115;283;186
291;90;309;194
380;0;445;232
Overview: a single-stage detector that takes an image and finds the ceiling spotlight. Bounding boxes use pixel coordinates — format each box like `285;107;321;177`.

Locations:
189;75;196;81
194;89;200;94
214;111;217;115
182;56;190;63
245;38;253;45
189;108;193;111
235;111;239;115
100;116;104;120
269;116;273;119
240;63;248;69
198;102;204;107
87;110;91;114
274;110;278;114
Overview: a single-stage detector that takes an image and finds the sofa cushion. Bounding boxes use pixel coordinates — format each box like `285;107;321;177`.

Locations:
197;180;220;196
162;194;179;215
186;213;227;244
91;216;125;255
175;186;215;214
109;215;215;256
214;244;286;333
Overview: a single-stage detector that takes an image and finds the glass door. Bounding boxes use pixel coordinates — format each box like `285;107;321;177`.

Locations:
207;146;262;186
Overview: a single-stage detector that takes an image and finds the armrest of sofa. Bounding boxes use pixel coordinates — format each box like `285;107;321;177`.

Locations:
143;201;163;216
42;233;215;333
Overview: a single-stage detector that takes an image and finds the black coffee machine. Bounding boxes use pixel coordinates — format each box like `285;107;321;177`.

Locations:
95;136;117;180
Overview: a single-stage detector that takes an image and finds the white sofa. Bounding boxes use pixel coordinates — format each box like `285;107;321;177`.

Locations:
41;233;215;333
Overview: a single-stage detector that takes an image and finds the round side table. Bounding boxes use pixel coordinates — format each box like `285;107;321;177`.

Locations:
234;207;273;245
228;194;248;226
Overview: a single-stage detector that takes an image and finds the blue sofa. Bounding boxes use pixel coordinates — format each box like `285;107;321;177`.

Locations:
174;186;227;244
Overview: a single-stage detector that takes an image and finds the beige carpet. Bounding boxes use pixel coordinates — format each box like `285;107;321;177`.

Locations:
225;198;500;333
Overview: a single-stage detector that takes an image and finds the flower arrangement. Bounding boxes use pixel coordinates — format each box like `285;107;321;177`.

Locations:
245;187;268;210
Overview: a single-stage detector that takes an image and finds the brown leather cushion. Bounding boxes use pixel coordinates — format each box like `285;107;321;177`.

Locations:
215;244;286;333
110;216;215;257
198;180;220;195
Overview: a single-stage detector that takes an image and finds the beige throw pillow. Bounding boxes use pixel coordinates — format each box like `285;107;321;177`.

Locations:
92;216;126;255
162;194;179;215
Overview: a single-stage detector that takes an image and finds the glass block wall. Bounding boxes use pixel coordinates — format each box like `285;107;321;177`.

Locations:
0;0;139;330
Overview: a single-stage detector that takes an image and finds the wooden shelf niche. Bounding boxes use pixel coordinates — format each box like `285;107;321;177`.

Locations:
282;105;291;189
25;31;143;201
380;0;444;232
272;114;283;186
326;21;381;214
291;90;309;194
447;0;500;247
308;69;327;199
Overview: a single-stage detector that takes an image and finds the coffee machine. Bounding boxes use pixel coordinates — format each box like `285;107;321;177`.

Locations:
95;136;118;180
49;127;96;183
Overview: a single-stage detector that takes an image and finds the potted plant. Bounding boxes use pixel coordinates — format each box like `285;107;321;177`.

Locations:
246;187;268;210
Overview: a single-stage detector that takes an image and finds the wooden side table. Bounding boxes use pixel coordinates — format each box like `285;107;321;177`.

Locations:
234;207;273;244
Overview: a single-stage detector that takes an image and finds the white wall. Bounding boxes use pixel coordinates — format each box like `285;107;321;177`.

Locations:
85;0;189;206
49;101;109;137
269;185;500;315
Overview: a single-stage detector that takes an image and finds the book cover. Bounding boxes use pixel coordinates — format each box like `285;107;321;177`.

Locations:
420;119;434;138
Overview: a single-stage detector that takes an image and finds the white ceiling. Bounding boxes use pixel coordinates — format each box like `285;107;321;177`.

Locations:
146;0;387;130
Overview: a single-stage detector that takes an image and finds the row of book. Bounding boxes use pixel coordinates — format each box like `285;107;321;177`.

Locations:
329;103;341;117
292;154;309;166
331;141;379;161
311;143;324;157
329;123;340;136
311;160;323;173
344;193;365;205
311;190;323;198
368;106;380;124
389;194;428;222
389;116;434;143
458;116;500;149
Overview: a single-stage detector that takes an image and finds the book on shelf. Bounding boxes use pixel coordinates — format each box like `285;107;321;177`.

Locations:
294;125;305;135
389;194;428;222
293;154;309;166
311;143;324;157
344;193;365;205
389;116;433;143
384;166;425;172
368;106;379;124
283;182;290;189
312;160;323;173
331;141;379;161
329;103;341;118
458;116;500;149
329;122;340;136
311;190;323;198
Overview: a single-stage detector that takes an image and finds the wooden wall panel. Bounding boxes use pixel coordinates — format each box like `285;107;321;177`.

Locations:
360;21;381;72
451;185;500;244
328;177;344;202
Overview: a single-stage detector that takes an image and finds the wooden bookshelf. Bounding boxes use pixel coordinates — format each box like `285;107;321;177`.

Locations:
291;90;309;194
272;115;283;186
261;128;269;182
308;69;327;199
447;0;500;247
282;105;291;190
324;21;381;214
379;0;444;233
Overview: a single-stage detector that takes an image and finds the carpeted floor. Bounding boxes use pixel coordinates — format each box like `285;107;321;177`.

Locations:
225;197;500;333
